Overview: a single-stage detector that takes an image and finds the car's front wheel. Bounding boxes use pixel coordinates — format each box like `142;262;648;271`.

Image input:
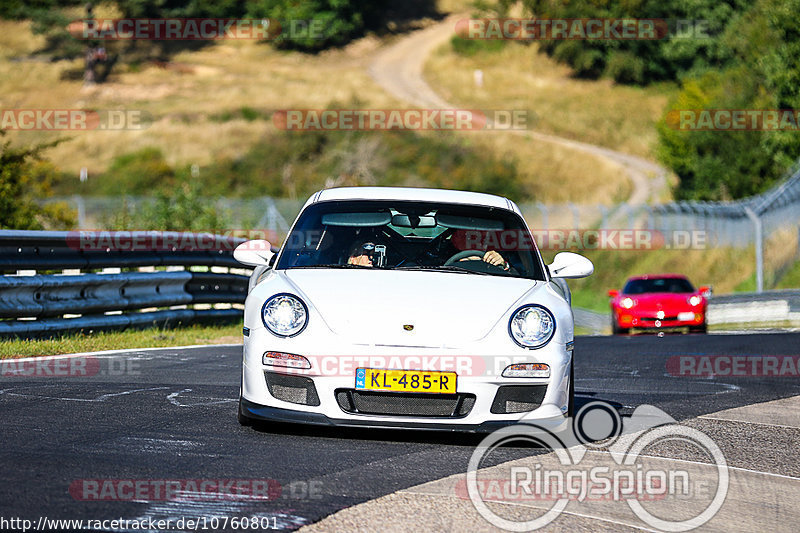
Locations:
567;362;575;419
689;324;708;334
612;317;629;335
238;397;253;426
238;376;253;426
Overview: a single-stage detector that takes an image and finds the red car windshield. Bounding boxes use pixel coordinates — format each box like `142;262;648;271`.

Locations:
623;278;695;294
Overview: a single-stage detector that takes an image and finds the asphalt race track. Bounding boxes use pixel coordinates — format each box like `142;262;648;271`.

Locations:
1;333;799;531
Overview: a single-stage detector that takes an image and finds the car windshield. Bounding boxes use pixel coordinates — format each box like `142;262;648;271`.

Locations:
623;278;695;294
276;200;546;280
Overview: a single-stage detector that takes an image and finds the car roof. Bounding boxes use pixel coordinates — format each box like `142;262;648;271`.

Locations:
626;274;689;281
309;187;518;212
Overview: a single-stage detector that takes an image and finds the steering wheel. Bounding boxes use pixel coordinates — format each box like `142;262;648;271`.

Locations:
444;250;486;266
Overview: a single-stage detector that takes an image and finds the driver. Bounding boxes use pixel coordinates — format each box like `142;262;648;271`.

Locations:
462;250;510;271
348;242;378;266
348;241;509;271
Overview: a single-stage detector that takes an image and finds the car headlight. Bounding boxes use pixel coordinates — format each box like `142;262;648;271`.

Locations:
261;294;308;337
688;295;702;306
509;305;555;349
620;297;635;309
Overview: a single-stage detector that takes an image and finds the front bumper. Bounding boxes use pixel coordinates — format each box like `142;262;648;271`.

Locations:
240;398;565;433
616;311;705;329
240;327;572;432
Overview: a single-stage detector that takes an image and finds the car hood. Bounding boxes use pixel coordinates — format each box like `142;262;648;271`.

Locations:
283;269;540;347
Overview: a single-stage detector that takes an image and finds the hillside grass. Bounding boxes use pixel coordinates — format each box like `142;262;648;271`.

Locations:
2;12;627;204
425;39;676;160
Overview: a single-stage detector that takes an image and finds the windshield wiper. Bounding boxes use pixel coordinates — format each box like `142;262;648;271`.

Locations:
395;265;491;275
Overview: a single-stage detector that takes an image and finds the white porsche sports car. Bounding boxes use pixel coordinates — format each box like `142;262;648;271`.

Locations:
234;187;593;432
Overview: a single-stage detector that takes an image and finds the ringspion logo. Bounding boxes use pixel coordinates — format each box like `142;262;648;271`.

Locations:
467;402;728;531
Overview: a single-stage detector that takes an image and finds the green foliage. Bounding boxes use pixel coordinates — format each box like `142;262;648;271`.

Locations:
658;0;800;200
119;180;230;231
451;35;507;56
522;0;748;85
101;147;175;196
201;128;524;200
0;133;75;230
514;0;800;199
115;0;249;18
246;0;373;51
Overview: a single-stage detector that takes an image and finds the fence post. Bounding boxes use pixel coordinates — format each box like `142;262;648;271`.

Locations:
536;202;548;230
744;207;763;293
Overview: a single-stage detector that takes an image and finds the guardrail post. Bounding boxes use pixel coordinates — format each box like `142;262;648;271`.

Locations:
744;207;764;293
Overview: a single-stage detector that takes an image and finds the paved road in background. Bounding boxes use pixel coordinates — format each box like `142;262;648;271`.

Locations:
1;333;798;531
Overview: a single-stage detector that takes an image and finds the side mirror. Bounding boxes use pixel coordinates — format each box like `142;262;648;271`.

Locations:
233;240;275;267
548;252;594;279
699;285;712;298
608;289;619;298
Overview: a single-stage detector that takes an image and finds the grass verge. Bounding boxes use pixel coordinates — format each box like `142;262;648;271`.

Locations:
0;322;242;359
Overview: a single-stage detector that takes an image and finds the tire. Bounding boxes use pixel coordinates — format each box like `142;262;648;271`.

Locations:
690;324;707;334
612;318;629;335
237;396;253;426
567;362;575;419
238;373;253;426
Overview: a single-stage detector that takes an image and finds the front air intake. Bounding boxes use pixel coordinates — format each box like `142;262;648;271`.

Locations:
264;372;320;406
335;389;475;418
490;385;547;414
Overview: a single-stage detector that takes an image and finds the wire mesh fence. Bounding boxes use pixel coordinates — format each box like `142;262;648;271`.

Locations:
45;160;800;252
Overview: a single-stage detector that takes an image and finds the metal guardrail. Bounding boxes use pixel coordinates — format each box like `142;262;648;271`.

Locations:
706;290;800;326
0;230;258;338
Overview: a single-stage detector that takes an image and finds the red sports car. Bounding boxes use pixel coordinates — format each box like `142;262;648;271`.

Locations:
609;274;709;334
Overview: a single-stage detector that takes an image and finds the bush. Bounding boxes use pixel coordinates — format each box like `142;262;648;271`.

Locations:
246;0;372;51
451;35;507;57
100;147;175;196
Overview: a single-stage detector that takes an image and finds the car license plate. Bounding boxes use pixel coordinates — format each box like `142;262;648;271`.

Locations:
355;368;456;394
677;312;695;321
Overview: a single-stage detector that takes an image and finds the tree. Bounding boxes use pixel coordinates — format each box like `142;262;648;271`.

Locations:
658;0;800;200
0;132;76;229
